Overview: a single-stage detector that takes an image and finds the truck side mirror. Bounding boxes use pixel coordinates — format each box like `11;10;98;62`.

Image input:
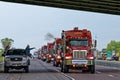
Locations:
93;40;97;48
2;54;5;57
94;40;97;47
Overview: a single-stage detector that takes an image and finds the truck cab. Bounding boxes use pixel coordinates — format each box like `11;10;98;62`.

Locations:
53;38;62;67
60;27;96;74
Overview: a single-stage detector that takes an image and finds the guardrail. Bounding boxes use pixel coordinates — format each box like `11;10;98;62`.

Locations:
95;60;120;68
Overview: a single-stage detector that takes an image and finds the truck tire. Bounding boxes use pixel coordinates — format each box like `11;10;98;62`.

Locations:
90;60;95;74
4;66;9;73
56;62;59;67
60;63;63;72
82;70;87;73
53;61;55;66
28;59;30;65
25;66;29;73
90;65;95;74
63;65;69;73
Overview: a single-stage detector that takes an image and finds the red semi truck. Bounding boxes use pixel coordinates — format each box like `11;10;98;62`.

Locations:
60;27;97;73
46;43;54;63
53;38;62;67
41;45;47;61
37;49;41;59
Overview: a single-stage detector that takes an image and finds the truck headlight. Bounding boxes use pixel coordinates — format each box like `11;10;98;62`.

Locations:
87;56;94;60
65;56;72;60
5;57;10;61
23;57;27;61
57;56;61;59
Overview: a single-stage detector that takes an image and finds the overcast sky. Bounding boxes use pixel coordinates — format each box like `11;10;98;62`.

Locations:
0;1;120;52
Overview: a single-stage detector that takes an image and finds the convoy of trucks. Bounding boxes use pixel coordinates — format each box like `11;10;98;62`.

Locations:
41;45;47;61
1;27;96;73
46;43;54;63
38;27;97;74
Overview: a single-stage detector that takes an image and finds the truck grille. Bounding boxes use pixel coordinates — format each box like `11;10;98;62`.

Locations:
11;57;22;61
73;50;87;59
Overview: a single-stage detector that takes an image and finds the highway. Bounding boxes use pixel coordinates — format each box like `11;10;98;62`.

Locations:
66;65;120;80
0;59;120;80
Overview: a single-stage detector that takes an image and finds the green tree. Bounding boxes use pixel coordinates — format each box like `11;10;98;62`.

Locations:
1;38;14;52
0;48;4;62
0;48;4;54
106;40;120;52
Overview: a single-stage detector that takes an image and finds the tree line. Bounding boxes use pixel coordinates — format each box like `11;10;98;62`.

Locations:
107;40;120;53
0;37;120;54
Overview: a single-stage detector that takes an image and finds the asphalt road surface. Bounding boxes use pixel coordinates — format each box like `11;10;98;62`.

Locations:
0;59;70;80
0;59;120;80
65;65;120;80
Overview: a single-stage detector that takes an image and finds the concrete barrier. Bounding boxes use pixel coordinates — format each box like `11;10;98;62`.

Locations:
95;60;120;68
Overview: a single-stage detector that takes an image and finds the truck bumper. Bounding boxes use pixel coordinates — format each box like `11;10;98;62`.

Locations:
65;60;94;66
5;61;28;67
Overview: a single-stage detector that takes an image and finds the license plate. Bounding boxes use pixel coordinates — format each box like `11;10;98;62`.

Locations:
72;60;88;64
12;64;18;66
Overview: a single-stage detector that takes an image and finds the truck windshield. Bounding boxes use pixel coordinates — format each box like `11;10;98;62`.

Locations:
43;49;47;53
6;49;26;55
69;39;88;47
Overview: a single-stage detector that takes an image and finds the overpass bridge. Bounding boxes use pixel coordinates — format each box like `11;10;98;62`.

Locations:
0;0;120;15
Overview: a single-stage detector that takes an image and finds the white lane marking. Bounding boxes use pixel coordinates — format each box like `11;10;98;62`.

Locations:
61;73;75;80
96;71;101;73
54;67;75;80
54;69;75;80
108;75;114;77
55;69;60;72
